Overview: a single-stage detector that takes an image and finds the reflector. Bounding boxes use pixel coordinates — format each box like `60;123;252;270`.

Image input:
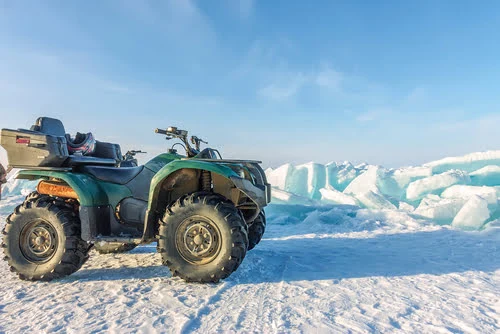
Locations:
15;136;30;144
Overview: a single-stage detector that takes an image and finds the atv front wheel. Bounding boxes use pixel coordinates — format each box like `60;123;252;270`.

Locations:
158;192;248;283
2;194;90;281
248;210;266;251
93;242;137;254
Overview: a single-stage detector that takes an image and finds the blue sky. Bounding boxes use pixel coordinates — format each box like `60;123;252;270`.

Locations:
0;0;499;168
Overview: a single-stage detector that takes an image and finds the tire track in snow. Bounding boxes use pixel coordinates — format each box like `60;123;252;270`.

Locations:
268;254;291;332
179;250;294;333
196;280;271;333
180;281;232;333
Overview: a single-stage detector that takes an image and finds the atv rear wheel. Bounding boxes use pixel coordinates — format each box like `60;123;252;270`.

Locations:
158;192;248;283
248;210;266;251
2;193;90;281
93;242;137;254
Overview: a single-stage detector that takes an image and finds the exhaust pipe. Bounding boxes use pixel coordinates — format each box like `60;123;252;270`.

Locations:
37;180;78;200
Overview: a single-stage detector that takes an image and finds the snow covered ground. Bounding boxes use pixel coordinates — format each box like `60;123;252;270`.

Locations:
1;151;499;333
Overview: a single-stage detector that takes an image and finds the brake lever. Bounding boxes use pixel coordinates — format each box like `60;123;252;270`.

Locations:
191;136;208;145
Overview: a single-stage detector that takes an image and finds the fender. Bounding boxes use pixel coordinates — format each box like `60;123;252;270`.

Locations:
16;170;132;207
147;159;240;212
143;160;241;240
16;170;134;241
142;159;271;241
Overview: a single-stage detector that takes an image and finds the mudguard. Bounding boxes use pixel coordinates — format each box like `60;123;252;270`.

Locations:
16;169;134;241
143;159;270;241
148;159;270;210
15;170;132;207
147;159;240;210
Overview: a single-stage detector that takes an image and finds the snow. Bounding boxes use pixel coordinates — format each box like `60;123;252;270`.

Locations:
1;150;500;332
1;201;499;333
1;177;37;198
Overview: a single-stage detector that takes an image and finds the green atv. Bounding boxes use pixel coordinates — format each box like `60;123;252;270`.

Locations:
0;117;270;282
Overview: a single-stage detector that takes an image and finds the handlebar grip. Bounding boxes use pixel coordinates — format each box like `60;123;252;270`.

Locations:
155;128;167;135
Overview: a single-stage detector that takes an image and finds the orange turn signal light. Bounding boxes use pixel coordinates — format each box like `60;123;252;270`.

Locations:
37;181;78;200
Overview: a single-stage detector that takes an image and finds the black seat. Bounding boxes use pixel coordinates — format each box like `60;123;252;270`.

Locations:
65;156;118;167
30;117;66;137
79;165;144;185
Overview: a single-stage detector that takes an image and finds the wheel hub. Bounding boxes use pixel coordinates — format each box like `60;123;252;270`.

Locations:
20;220;58;263
34;236;46;246
176;216;222;265
184;224;215;256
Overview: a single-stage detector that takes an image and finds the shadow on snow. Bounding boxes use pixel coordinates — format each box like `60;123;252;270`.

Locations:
70;227;500;284
234;228;500;284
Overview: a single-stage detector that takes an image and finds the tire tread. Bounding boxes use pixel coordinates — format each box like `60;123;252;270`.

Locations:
2;191;89;281
159;192;248;283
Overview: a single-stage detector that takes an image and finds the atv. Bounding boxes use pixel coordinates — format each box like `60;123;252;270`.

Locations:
0;117;270;282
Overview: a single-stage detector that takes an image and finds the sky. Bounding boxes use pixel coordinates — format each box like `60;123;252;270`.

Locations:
0;0;499;169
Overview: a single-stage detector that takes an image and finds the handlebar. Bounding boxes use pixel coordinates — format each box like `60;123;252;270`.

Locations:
155;126;198;157
155;128;167;135
155;127;188;138
126;150;146;155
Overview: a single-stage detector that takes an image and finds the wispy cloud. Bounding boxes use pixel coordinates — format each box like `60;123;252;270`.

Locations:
238;41;389;103
256;64;384;103
315;66;343;91
257;66;344;101
258;72;308;100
